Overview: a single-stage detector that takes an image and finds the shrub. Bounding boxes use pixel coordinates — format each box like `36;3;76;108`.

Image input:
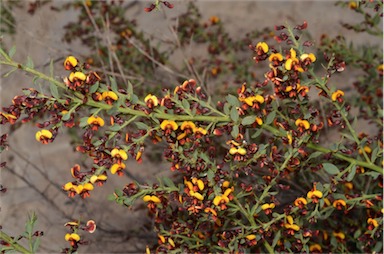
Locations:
0;1;382;253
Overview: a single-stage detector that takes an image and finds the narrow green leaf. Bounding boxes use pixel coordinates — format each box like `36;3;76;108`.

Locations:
127;80;133;95
26;56;34;69
230;107;239;122
231;125;239;138
109;125;122;132
62;112;71;121
207;169;215;185
272;230;281;248
109;76;118;91
265;111;276;125
106;106;119;115
135;122;148;130
89;82;100;94
346;165;356;182
79;117;89;128
322;163;340;175
32;237;41;252
130;94;139;104
50;82;59;99
241;116;255;126
182;99;190;110
8;45;16;58
307;151;323;161
251;128;263;139
223;103;230;115
3;68;17;78
226;94;239;107
161;177;176;188
49;59;54;77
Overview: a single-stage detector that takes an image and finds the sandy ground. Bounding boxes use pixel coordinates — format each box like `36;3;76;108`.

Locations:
0;1;382;253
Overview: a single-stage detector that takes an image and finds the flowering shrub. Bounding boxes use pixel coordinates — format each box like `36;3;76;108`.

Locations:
0;1;382;253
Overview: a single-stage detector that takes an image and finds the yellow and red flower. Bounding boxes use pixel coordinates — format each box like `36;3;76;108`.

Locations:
295;119;310;131
333;231;345;241
89;174;107;186
240;95;265;107
294;197;308;209
300;53;316;63
64;56;78;70
144;94;159;108
367;218;379;230
0;112;17;124
309;244;322;253
110;162;126;175
255;42;269;54
160;120;178;135
332;199;347;210
285;48;303;72
65;233;80;242
87;115;105;130
284;215;300;233
261;203;275;215
102;91;118;104
69;71;86;82
268;53;283;63
307;184;323;203
35;129;53;144
111;148;128;160
331;90;344;102
143;195;161;203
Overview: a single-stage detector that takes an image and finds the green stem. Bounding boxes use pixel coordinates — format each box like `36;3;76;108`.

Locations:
233;198;256;228
307;143;381;173
0;231;32;254
309;68;372;164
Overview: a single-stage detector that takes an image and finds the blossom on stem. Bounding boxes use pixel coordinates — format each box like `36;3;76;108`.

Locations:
160;120;178;135
255;42;269;54
333;231;345;241
332;199;347;210
284;215;300;233
87;116;105;130
111;148;128;160
144;94;159;108
64;56;78;70
35;129;53;144
295;119;310;131
110;162;126;175
331;90;345;102
307;184;323;203
294;197;308;209
102;91;118;104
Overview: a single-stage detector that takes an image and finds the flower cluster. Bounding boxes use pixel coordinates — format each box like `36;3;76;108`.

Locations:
63;219;96;253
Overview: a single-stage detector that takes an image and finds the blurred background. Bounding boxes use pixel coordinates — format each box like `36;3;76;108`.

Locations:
0;1;381;252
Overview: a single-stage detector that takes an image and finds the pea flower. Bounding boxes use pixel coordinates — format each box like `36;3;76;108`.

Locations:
35;129;53;144
295;118;310;130
111;148;128;160
144;94;159;108
64;56;78;70
332;199;347;210
87;115;105;130
331;89;345;102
